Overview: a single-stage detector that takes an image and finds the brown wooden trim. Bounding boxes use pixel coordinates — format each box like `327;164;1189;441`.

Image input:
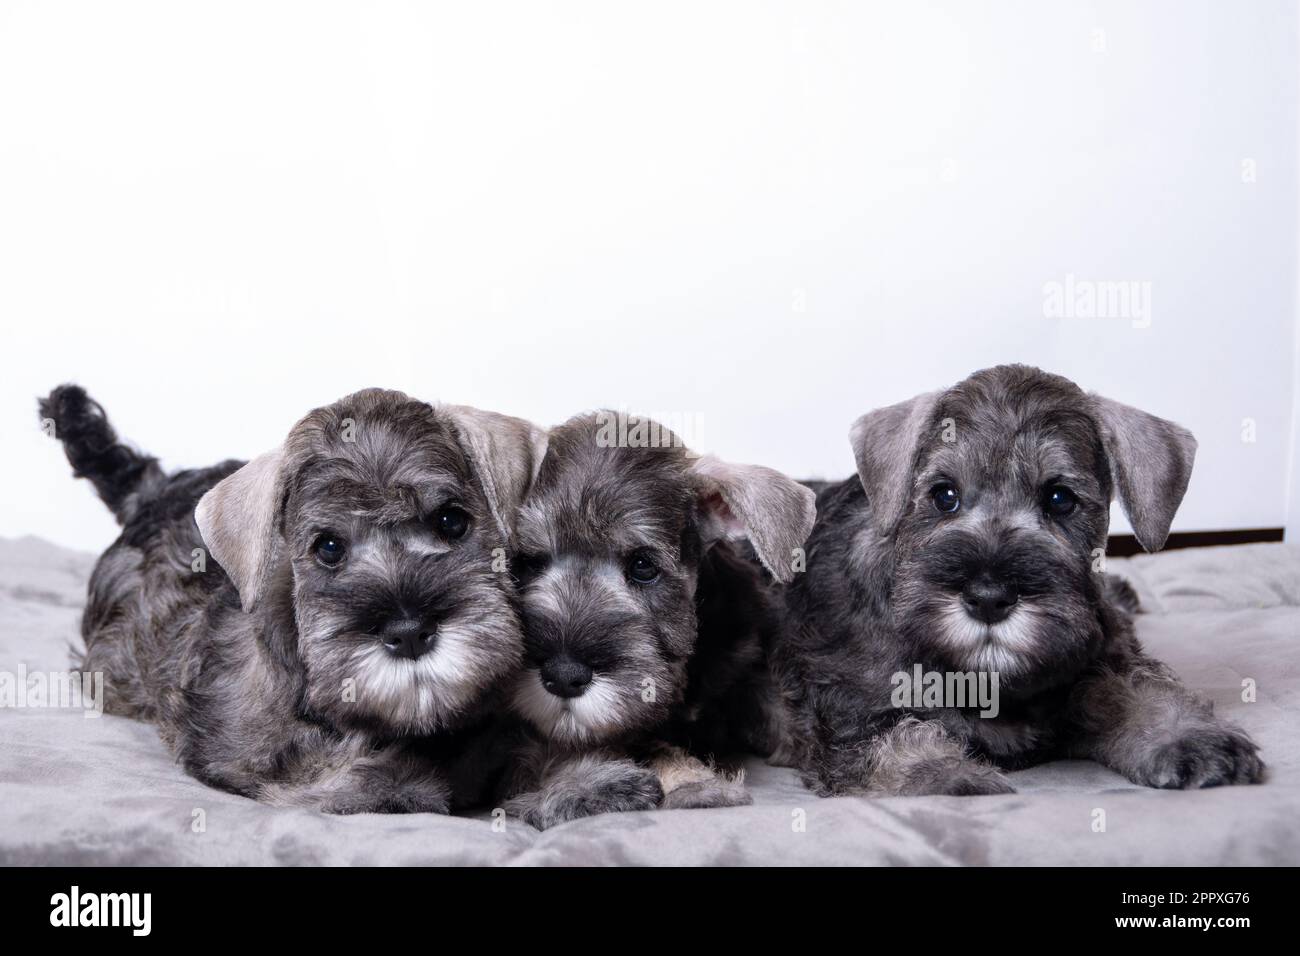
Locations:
1105;528;1284;558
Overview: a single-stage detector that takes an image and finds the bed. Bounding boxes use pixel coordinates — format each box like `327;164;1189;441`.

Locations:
1;535;1296;865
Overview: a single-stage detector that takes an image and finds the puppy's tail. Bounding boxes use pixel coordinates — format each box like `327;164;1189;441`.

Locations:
38;384;163;524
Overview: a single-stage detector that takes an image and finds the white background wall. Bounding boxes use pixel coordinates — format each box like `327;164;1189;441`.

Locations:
1;0;1296;554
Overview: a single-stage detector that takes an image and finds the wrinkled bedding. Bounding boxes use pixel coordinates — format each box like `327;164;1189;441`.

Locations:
1;536;1297;865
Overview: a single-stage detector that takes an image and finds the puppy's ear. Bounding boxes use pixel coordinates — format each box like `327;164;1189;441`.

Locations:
849;390;943;537
443;405;548;541
688;455;817;583
194;448;287;613
1090;395;1197;552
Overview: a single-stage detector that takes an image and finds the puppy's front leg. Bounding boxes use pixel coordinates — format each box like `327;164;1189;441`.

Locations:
505;750;664;830
1068;658;1263;789
649;745;751;810
810;715;1015;797
259;738;452;815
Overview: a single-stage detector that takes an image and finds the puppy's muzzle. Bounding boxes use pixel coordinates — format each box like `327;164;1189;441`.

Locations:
377;615;438;661
539;654;593;699
960;574;1019;625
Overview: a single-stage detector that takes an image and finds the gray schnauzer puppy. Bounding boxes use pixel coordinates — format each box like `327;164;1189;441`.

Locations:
503;412;815;828
41;385;544;812
774;364;1263;796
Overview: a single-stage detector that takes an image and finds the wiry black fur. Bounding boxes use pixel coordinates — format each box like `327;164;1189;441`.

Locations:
676;541;786;758
1103;573;1141;615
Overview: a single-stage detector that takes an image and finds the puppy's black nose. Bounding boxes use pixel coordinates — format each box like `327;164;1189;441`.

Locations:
378;617;435;660
540;656;593;699
961;577;1019;625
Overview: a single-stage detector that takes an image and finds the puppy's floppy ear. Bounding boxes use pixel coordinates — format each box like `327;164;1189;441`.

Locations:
443;405;548;541
688;455;817;583
849;390;943;537
194;447;287;613
1090;394;1197;552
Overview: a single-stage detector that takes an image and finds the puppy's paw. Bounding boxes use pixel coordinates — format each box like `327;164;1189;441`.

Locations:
1136;723;1264;789
810;760;1016;798
319;787;451;815
833;717;1016;797
648;745;751;810
866;757;1017;796
264;761;454;815
660;776;752;810
928;762;1017;797
316;757;454;814
508;764;664;830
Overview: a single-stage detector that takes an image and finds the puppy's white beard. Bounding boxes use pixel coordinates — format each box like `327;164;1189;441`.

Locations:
511;672;629;745
344;623;506;732
936;597;1039;676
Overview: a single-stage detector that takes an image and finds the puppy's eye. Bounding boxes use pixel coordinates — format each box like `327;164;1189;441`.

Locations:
1044;485;1077;517
627;554;659;584
931;482;961;514
434;506;470;540
314;534;347;567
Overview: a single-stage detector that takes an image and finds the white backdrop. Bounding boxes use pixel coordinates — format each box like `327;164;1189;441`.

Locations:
1;0;1296;553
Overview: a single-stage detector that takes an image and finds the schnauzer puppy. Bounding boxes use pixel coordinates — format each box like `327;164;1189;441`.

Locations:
41;385;544;812
502;412;815;828
774;364;1263;796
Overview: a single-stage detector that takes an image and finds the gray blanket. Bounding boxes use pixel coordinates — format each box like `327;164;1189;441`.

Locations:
1;536;1297;865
